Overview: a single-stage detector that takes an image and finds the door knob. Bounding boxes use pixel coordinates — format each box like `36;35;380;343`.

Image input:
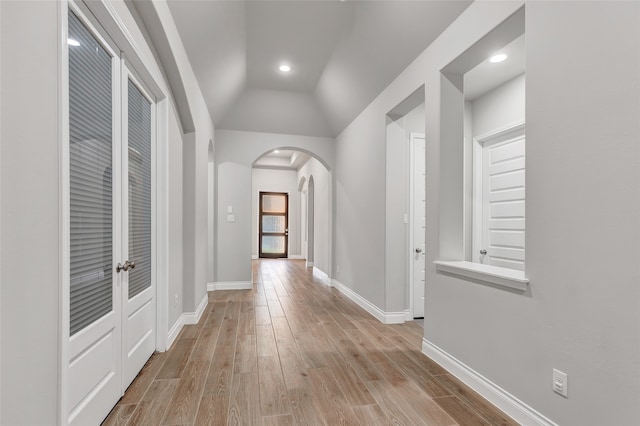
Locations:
415;248;422;253
480;249;487;255
116;260;135;273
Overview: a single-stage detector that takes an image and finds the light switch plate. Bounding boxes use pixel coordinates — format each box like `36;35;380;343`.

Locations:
227;206;233;213
553;369;568;398
227;214;235;223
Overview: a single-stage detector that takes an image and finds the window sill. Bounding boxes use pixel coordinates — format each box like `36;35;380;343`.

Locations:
434;261;529;291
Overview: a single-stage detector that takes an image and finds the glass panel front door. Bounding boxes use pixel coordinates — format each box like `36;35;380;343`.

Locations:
259;192;288;258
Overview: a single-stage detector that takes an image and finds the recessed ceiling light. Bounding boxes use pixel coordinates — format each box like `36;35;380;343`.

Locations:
278;64;291;73
273;150;280;154
67;38;80;47
489;53;508;63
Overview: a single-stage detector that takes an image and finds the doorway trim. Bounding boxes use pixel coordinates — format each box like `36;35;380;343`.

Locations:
258;191;289;258
408;132;425;320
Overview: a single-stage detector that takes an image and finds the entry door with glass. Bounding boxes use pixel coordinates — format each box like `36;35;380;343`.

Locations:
66;7;155;425
259;192;289;258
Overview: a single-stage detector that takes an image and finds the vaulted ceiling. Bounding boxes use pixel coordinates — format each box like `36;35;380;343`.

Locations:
134;0;473;137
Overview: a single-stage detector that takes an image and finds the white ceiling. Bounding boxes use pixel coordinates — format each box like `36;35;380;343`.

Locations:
253;149;311;170
464;35;526;101
162;0;473;137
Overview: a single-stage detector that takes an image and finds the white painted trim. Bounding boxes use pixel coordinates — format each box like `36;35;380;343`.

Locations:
209;281;253;291
166;316;184;350
58;1;70;423
408;132;426;320
155;98;169;352
422;339;557;426
305;261;314;268
331;279;405;324
167;293;208;350
408;132;416;321
251;255;259;260
472;134;483;263
434;260;528;291
312;266;330;284
288;255;305;260
186;293;208;325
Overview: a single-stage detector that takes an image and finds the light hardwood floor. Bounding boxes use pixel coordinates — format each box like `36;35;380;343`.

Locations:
103;259;517;426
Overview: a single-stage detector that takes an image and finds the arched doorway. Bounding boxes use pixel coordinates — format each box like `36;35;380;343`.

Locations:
251;148;332;278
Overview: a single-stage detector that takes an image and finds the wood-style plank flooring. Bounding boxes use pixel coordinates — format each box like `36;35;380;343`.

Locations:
103;259;517;426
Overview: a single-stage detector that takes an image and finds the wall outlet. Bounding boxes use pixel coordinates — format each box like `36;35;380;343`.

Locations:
403;214;408;224
553;369;568;398
174;294;179;309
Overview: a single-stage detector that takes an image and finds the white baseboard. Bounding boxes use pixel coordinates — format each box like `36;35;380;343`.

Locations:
330;279;405;324
305;261;314;268
404;309;412;321
167;316;184;350
167;293;209;350
312;267;330;284
208;281;252;291
288;255;305;260
422;339;557;426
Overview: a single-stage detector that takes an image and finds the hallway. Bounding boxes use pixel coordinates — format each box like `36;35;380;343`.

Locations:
103;259;515;425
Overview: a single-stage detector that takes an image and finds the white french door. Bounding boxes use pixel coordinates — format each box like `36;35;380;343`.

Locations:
121;66;157;391
66;6;156;425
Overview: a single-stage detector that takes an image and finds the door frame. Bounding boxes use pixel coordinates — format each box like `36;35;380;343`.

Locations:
258;191;289;258
408;132;425;320
472;121;525;263
59;1;170;423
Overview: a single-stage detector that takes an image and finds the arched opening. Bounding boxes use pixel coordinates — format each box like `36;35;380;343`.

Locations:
251;148;332;278
207;140;214;286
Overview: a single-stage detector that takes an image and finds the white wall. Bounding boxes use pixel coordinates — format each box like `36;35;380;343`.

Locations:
153;0;215;313
297;157;331;275
251;169;300;258
471;73;525;137
336;1;640;425
215;129;334;283
1;2;60;422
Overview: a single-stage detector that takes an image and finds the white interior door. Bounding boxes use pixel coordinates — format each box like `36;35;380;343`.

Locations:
479;128;525;270
121;67;156;390
66;8;156;425
67;9;122;425
411;134;426;318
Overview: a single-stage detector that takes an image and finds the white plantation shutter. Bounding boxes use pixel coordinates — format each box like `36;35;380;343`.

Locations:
68;10;114;335
127;80;152;299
